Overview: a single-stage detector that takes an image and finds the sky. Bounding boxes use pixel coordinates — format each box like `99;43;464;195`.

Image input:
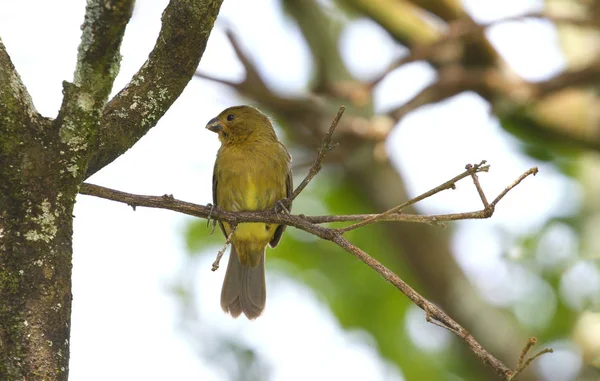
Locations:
0;0;586;380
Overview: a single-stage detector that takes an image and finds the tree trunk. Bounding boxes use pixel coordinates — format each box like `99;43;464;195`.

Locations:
0;114;77;379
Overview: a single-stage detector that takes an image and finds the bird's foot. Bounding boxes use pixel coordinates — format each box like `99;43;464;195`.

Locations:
206;203;218;234
274;198;291;215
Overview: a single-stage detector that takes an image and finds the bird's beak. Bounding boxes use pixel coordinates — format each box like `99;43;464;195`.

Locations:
206;117;223;133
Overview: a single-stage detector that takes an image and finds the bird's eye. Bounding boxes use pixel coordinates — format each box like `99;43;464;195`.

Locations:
227;114;235;121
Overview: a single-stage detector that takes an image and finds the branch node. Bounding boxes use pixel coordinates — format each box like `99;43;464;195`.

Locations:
467;161;490;208
424;306;460;335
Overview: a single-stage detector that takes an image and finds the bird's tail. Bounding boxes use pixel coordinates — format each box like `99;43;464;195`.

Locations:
220;245;266;319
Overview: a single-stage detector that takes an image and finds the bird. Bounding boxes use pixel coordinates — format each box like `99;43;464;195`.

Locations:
206;105;292;319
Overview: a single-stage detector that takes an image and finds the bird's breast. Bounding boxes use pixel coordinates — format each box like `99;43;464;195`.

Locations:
215;144;288;213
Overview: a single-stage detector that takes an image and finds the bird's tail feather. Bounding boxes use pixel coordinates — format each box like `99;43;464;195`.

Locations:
220;245;266;319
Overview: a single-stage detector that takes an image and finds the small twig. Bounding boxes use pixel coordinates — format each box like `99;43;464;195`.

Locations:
491;167;539;207
467;161;490;208
337;161;490;233
78;165;536;230
509;337;553;380
211;225;236;271
517;337;536;370
290;105;345;201
519;348;553;373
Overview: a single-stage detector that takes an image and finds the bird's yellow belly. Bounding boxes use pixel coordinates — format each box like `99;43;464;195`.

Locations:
222;221;272;267
233;222;271;241
216;154;287;266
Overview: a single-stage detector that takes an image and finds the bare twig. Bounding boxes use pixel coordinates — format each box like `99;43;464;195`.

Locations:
337;160;490;233
212;225;236;271
517;337;537;370
79;168;535;227
195;26;270;96
291;106;345;201
509;337;553;380
77;165;536;232
467;161;490;208
330;233;514;378
492;167;539;207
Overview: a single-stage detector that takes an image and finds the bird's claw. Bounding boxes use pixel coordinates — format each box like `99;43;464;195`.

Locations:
206;203;218;234
274;198;291;215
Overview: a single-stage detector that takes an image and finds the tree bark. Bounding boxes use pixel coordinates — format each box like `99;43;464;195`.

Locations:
0;37;78;378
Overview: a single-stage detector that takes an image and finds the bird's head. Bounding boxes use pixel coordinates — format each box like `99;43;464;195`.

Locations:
206;105;277;145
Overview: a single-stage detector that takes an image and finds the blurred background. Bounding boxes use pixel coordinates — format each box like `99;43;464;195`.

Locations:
2;0;600;380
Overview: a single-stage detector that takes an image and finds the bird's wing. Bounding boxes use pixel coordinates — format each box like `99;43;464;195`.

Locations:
212;164;227;238
269;165;293;248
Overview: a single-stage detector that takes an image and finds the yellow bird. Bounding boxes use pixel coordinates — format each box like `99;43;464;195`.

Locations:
206;105;292;319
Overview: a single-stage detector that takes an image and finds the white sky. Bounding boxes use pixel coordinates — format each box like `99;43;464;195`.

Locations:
0;0;586;380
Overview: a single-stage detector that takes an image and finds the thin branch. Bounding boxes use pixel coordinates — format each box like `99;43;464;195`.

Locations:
77;165;538;232
78;171;536;227
516;348;553;377
517;337;537;370
337;160;490;233
509;337;553;380
223;28;266;90
467;161;490;208
491;167;539;207
195;26;282;108
291;106;345;201
330;233;514;378
212;225;236;271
